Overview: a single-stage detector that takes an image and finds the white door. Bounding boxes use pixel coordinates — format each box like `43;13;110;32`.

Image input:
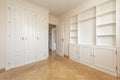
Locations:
36;15;43;61
36;15;48;60
7;4;25;69
24;10;36;64
40;16;48;59
57;23;64;56
94;48;117;72
69;45;78;60
79;46;93;64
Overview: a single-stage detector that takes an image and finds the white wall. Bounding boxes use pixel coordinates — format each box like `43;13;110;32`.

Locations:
49;14;58;25
0;0;49;69
0;0;7;69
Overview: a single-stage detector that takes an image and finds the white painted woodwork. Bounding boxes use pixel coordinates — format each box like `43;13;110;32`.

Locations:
24;10;36;64
96;0;116;47
7;4;25;68
7;3;48;70
69;0;118;77
79;46;93;64
70;15;78;44
69;44;78;61
0;0;7;69
94;48;117;72
56;22;65;56
36;14;43;61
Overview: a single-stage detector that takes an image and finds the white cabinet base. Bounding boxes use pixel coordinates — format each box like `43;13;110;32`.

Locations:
69;44;118;77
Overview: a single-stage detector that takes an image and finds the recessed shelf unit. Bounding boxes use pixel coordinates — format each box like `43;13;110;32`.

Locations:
70;15;78;44
78;7;96;45
96;0;116;47
69;0;116;47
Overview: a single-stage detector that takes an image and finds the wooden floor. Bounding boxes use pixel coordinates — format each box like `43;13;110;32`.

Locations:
0;53;120;80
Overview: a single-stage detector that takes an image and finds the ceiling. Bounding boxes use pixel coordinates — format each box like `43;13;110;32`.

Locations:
28;0;88;16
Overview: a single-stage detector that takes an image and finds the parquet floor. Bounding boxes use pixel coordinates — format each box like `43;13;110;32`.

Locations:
0;53;120;80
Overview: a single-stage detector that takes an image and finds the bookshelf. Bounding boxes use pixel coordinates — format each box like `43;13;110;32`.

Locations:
96;0;116;47
69;0;116;47
69;0;118;77
70;15;78;44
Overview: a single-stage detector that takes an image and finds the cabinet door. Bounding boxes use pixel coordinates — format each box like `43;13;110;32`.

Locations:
79;46;93;64
94;48;116;72
7;5;25;69
36;15;48;61
40;16;49;59
69;45;78;60
24;10;37;64
36;15;42;61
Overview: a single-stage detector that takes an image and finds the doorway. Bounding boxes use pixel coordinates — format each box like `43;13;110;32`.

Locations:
49;24;57;56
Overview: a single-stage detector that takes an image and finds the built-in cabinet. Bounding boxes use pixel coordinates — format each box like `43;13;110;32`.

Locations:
69;0;118;77
7;3;48;70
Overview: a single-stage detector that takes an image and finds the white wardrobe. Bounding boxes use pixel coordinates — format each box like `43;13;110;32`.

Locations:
69;0;119;77
6;3;49;70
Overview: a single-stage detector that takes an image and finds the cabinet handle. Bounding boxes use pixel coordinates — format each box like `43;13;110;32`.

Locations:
22;37;24;40
90;55;92;57
37;37;39;40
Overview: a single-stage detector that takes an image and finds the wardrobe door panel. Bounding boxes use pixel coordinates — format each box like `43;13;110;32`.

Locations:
42;16;48;59
36;15;42;61
94;48;116;72
7;4;25;69
24;10;36;64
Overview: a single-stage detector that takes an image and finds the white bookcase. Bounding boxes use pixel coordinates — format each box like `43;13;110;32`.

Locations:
70;0;116;47
69;0;118;77
96;0;116;47
70;15;78;44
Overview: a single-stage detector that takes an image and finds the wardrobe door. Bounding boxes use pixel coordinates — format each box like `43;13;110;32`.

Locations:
36;15;42;61
40;16;49;59
24;10;37;64
36;14;49;61
7;4;25;69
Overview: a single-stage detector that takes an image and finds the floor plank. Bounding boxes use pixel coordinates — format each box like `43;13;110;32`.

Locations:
0;54;119;80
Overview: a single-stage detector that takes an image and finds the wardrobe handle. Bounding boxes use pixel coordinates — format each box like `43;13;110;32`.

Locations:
22;37;24;40
37;37;39;40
